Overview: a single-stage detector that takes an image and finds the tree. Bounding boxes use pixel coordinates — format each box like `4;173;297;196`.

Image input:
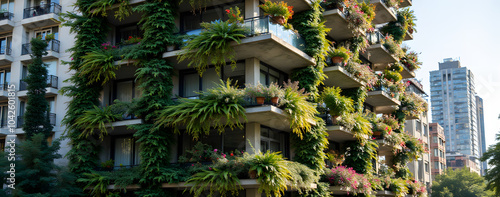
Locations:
480;120;500;195
431;167;494;197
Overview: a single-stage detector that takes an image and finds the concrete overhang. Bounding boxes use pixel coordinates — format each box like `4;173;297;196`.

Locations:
370;0;397;24
0;19;14;34
20;51;60;62
163;34;315;73
365;90;401;107
361;44;398;64
399;0;412;8
323;9;365;41
21;13;60;29
0;54;13;66
324;66;365;89
326;125;356;143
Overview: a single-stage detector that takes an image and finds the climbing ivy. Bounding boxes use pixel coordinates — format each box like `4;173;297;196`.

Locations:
291;120;328;171
60;0;109;177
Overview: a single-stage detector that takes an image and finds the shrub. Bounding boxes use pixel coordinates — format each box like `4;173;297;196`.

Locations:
321;87;354;117
280;81;318;138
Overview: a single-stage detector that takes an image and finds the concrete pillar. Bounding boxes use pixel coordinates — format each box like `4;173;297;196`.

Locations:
245;58;260;85
245;123;260;154
246;188;260;197
245;0;260;18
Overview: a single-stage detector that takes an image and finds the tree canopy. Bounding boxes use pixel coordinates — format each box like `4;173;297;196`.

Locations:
431;167;494;197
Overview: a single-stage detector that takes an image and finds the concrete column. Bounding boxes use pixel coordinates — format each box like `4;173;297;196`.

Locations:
245;123;260;154
245;58;260;85
245;0;260;18
246;188;260;197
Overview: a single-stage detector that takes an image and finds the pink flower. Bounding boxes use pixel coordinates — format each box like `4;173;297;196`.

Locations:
214;149;218;152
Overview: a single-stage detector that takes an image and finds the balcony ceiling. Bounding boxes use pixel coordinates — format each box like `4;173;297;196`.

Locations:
323;9;364;41
327;125;357;143
361;44;398;64
21;13;60;29
323;66;365;89
370;0;397;24
365;90;401;107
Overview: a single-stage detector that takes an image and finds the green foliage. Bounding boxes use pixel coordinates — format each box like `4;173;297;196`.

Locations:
178;20;247;76
289;1;330;60
180;0;213;14
186;167;242;197
341;87;368;112
60;1;109;175
281;81;319;138
291;120;329;171
338;112;373;142
382;35;405;59
481;132;500;196
14;134;62;196
291;66;325;101
79;44;120;85
343;139;378;174
249;151;292;197
87;0;132;21
298;182;331;197
432;167;494;197
321;87;354;117
23;37;53;140
73;105;122;140
155;80;246;140
78;168;141;196
380;14;407;44
286;162;319;193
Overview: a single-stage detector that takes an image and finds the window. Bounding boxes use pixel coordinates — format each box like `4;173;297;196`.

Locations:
434;148;438;157
260;127;288;156
180;2;245;32
434;161;439;169
0;69;10;88
0;34;12;55
260;63;287;86
112;136;140;167
179;63;245;97
425;162;429;172
113;79;142;102
433;136;438;143
115;24;143;45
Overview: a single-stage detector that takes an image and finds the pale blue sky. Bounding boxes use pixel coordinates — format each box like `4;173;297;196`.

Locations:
405;0;500;148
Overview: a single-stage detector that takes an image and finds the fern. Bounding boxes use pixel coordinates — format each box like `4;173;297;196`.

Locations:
280;81;318;139
74;105;122;140
88;0;132;21
186;168;242;197
155;80;246;139
79;47;120;85
249;151;292;197
178;20;247;76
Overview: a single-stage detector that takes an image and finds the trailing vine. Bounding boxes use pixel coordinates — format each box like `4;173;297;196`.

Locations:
289;0;330;100
60;0;109;176
291;120;328;171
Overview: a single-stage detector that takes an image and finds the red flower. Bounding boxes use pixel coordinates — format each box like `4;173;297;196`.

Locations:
128;36;132;39
226;9;230;14
230;153;234;156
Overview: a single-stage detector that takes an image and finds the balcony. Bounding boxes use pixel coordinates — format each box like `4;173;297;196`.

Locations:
376;190;396;196
22;3;61;28
17;113;56;128
370;0;397;24
365;86;401;108
0;12;14;34
163;16;315;73
400;64;416;79
18;75;59;97
20;39;60;61
399;0;412;8
0;46;13;66
329;186;353;195
361;32;398;65
323;65;365;89
323;8;365;41
404;30;414;41
268;0;312;12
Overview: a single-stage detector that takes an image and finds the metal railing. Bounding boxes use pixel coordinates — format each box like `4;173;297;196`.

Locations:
22;39;60;55
17;113;56;128
180;16;306;52
19;75;59;91
366;31;385;45
23;2;61;19
0;12;13;20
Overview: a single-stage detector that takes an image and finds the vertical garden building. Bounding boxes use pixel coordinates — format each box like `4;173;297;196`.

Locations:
1;0;433;196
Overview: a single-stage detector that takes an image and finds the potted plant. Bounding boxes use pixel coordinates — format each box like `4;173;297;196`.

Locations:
259;0;294;25
100;159;114;171
328;46;351;65
264;83;283;105
245;84;266;105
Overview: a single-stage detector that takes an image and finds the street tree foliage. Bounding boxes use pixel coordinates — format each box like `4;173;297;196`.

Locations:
431;167;494;197
480;117;500;196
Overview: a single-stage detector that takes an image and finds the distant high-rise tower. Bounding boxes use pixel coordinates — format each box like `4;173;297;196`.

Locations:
429;58;480;173
476;96;486;175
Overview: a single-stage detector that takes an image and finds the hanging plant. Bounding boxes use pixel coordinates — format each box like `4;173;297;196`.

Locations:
259;0;294;25
79;42;120;85
178;20;247;76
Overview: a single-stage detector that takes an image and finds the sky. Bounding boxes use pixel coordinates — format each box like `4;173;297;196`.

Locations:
405;0;500;148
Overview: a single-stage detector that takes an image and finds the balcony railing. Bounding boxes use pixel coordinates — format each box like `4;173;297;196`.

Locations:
180;16;306;52
19;75;59;91
23;2;61;19
0;12;13;21
17;113;56;128
366;31;385;45
21;39;60;55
